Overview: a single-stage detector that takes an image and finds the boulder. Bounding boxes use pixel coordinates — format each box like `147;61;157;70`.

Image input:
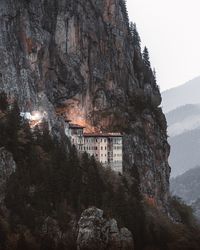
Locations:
77;207;134;250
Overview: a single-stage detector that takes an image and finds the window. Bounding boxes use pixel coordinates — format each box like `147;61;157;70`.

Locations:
104;139;106;142
96;139;98;142
105;146;107;150
101;146;103;150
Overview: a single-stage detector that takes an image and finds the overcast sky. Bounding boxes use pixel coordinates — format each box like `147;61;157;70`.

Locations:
126;0;200;91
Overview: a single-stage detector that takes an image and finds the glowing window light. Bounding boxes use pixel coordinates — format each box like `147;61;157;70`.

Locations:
30;111;42;121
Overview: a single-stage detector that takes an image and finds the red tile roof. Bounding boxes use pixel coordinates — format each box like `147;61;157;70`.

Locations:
84;133;122;138
69;123;85;129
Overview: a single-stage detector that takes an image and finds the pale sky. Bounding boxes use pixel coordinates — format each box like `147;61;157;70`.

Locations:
126;0;200;91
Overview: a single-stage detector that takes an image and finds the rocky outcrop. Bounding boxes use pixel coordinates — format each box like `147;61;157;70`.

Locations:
0;147;16;203
77;207;134;250
0;0;170;209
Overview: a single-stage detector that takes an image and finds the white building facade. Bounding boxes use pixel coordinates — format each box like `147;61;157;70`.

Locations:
64;121;123;173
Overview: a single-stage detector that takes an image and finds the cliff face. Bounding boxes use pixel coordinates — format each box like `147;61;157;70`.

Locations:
0;0;170;208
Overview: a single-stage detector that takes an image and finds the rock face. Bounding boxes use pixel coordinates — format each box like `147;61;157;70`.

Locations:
0;0;170;209
77;207;134;250
0;147;16;203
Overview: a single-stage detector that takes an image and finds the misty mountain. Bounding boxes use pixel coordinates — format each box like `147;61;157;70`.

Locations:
169;128;200;177
192;199;200;220
170;166;200;204
166;104;200;127
166;104;200;137
162;76;200;113
161;77;200;177
170;166;200;219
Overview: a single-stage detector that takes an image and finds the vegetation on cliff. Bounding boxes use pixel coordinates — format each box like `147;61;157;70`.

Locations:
0;0;199;249
0;93;200;250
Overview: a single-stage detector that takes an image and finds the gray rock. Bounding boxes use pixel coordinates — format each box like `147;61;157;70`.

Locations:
77;207;134;250
0;0;170;211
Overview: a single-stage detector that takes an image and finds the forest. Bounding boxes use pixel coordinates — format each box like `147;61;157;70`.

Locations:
0;92;200;250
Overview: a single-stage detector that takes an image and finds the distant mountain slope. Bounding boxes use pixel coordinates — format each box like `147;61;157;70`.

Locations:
166;104;200;137
162;76;200;113
192;199;200;220
166;104;200;127
169;129;200;177
170;166;200;204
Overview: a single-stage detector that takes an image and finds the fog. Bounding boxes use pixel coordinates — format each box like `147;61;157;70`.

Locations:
127;0;200;90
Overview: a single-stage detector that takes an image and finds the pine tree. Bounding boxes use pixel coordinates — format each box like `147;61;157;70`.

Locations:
17;234;28;250
130;22;141;47
143;46;151;69
68;145;82;211
153;68;157;86
6;101;22;156
119;0;129;26
0;92;8;112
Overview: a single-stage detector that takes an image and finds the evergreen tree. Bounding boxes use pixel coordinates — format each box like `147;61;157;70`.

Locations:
40;236;55;250
153;68;157;87
39;121;54;153
130;22;141;47
143;46;151;69
119;0;129;26
68;145;82;211
0;92;8;112
0;218;8;250
17;234;28;250
87;156;103;207
6;101;22;157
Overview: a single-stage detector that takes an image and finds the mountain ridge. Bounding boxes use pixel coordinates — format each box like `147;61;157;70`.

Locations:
162;76;200;113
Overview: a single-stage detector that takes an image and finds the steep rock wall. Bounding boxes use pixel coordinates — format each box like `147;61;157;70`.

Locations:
0;0;170;208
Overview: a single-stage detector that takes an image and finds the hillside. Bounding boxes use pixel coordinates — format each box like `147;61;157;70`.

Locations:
0;0;199;249
192;199;200;220
0;0;170;210
166;104;200;127
162;76;200;113
166;104;200;137
0;94;200;250
171;167;200;220
169;128;200;177
162;80;200;177
170;166;200;204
